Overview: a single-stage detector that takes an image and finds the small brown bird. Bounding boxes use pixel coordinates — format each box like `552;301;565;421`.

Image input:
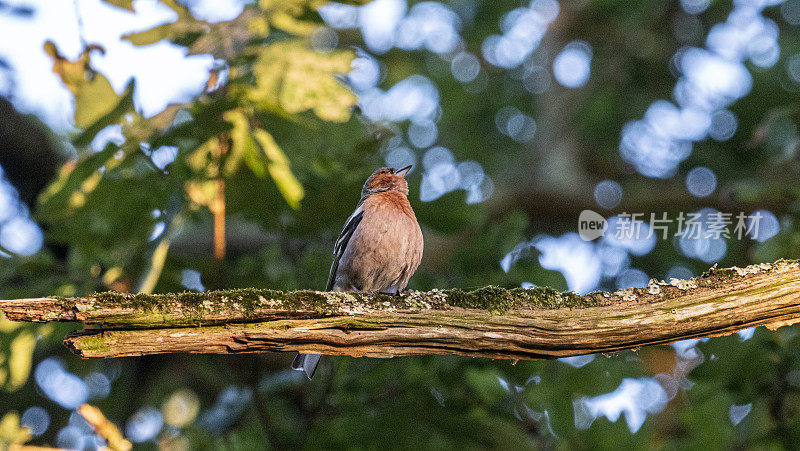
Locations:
292;165;424;379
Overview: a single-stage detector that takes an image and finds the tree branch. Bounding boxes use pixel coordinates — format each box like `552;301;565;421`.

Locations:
2;260;799;360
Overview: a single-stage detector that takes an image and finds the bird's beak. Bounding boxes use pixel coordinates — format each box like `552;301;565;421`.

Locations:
395;165;412;178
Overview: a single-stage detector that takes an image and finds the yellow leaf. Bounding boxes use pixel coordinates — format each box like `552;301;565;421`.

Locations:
8;332;34;392
185;180;219;208
268;164;305;210
0;412;31;446
249;41;357;122
39;324;54;339
139;234;171;295
45;41;124;129
271;11;317;36
102;267;124;286
249;17;270;36
185;137;219;175
73;72;120;129
252;129;304;209
78;404;133;451
252;129;288;164
184;138;223;209
0;315;19;333
157;0;192;18
222;110;256;176
101;0;134;11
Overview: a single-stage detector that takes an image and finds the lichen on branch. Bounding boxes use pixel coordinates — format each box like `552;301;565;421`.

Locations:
1;260;799;360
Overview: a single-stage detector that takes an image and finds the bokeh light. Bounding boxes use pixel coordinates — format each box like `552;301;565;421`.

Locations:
685;166;717;197
708;109;738;141
407;120;438;148
84;371;111;399
680;0;711;15
0;215;43;256
91;124;125;152
495;106;536;142
675;208;729;263
666;265;693;281
482;0;559;69
56;426;86;450
574;378;669;433
34;357;89;409
384;146;417;171
184;0;246;22
729;403;752;425
593;180;622;209
748;209;780;242
199;386;253;434
181;269;205;291
781;0;800;25
620;0;778;178
126;406;164;443
616;268;650;290
21;406;50;437
162;389;201;428
534;233;602;294
559;354;596;368
553;41;592;88
450;52;480;83
603;216;656;256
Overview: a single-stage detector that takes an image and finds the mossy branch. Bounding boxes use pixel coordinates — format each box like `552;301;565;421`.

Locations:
1;260;800;360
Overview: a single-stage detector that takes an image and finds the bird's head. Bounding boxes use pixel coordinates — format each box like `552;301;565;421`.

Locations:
362;165;412;198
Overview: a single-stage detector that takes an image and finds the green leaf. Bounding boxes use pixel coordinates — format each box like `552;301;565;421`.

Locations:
123;23;175;46
37;145;125;220
74;73;121;129
243;144;268;177
73;80;136;148
122;6;265;59
252;128;305;209
414;191;488;234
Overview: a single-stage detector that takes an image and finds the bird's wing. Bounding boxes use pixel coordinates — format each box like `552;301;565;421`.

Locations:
326;207;364;291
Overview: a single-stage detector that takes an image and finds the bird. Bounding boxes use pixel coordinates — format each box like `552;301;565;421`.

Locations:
292;165;424;379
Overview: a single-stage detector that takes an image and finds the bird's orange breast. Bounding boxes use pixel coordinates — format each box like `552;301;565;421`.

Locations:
366;191;417;220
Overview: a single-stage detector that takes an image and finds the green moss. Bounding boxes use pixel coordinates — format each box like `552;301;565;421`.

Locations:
98;311;178;328
73;285;605;324
714;268;740;279
434;286;597;312
280;290;330;311
75;334;110;353
239;320;293;331
330;317;385;330
91;288;310;315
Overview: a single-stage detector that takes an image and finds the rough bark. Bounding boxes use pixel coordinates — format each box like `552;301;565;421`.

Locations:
1;260;799;359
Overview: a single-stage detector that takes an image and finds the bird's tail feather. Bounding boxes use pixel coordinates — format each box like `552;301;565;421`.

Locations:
292;353;322;380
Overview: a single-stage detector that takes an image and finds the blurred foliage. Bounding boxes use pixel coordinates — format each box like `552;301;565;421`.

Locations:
2;0;800;449
0;411;31;447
